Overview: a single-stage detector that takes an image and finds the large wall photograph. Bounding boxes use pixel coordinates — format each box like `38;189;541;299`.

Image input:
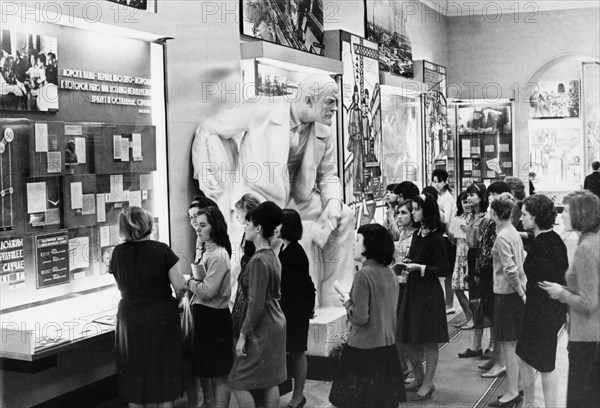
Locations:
1;30;58;112
241;0;325;55
365;0;413;78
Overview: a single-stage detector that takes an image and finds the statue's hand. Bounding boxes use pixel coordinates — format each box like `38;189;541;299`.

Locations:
200;174;223;199
320;199;342;229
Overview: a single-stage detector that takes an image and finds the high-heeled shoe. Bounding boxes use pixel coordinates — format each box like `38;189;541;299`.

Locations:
286;396;306;408
409;385;435;401
488;394;522;407
405;381;423;392
481;367;506;378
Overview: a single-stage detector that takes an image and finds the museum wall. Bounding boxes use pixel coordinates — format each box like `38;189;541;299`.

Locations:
446;8;600;182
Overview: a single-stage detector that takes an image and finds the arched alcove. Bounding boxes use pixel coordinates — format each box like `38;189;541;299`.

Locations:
515;54;600;201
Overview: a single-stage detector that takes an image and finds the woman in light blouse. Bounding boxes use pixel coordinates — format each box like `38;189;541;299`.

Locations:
488;193;527;408
188;206;233;408
541;190;600;408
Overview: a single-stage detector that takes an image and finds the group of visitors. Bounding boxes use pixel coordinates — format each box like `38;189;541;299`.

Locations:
107;172;599;408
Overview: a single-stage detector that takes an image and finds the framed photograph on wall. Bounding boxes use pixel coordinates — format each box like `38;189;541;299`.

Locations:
240;0;325;55
529;80;580;118
0;29;58;112
365;0;413;78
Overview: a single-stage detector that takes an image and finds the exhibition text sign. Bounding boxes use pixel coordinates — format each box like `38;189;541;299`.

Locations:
35;231;70;288
0;237;25;287
59;68;152;108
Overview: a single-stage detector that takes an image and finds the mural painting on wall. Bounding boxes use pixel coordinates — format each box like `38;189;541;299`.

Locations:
241;0;325;56
381;91;421;188
365;0;413;78
0;30;58;112
422;61;454;188
530;80;580;119
341;34;382;224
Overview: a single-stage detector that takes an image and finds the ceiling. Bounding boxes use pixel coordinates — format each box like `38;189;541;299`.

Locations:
418;0;600;16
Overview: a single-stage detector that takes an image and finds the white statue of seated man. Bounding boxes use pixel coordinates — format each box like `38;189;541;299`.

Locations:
192;74;354;307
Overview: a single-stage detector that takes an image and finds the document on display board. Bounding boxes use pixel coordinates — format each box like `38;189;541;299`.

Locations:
121;138;130;162
82;194;96;215
461;139;471;156
65;124;83;136
96;194;106;222
35;123;48;152
113;135;122;159
27;182;47;214
47;151;62;173
129;190;142;208
100;226;110;247
110;175;124;202
132;133;142;160
140;174;152;191
70;182;83;210
75;137;86;164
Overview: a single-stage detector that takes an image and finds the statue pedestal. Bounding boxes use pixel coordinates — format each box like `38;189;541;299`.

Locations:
307;306;347;357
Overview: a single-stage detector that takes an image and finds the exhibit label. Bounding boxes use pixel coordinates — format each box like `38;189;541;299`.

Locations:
0;237;25;287
35;231;70;288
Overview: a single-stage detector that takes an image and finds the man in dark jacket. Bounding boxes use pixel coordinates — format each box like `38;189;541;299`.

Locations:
584;161;600;198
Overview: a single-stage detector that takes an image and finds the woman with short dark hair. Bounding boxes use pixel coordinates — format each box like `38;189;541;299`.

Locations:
516;194;568;408
398;193;449;401
275;209;315;408
329;223;405;408
541;190;600;408
229;201;287;408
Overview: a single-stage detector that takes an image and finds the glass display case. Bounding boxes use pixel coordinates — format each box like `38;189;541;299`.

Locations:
449;100;514;191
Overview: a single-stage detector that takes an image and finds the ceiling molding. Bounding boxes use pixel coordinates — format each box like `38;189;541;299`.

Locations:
418;0;599;17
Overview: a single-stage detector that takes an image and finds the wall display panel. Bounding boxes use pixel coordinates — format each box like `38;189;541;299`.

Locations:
24;176;62;233
240;0;325;56
529;80;580;118
35;230;69;288
29;121;65;177
583;63;600;167
94;124;156;175
418;61;456;190
529;119;582;195
0;120;30;233
63;174;97;228
454;102;514;191
365;0;413;78
0;21;167;317
338;34;382;219
0;29;58;112
254;61;303;97
380;90;421;188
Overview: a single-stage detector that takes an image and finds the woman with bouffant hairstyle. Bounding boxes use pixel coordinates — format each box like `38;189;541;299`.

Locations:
111;207;187;407
541;190;600;408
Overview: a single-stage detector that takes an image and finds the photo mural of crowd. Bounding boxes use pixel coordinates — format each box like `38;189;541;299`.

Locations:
0;30;58;112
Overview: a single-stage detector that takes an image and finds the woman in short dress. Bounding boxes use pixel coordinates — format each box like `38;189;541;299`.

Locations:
451;191;474;327
229;202;287;408
399;193;449;402
276;209;316;408
110;207;186;407
516;194;567;408
329;223;406;408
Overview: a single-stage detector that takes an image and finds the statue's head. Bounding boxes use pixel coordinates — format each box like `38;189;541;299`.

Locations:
298;74;339;126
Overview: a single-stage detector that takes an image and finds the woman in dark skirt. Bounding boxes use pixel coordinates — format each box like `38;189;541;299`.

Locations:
109;207;187;407
398;193;449;402
275;209;316;408
489;193;527;408
516;194;568;408
329;224;405;408
188;206;234;408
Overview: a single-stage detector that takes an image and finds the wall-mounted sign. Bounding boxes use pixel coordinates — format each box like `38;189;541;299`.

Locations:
35;231;70;288
0;236;25;288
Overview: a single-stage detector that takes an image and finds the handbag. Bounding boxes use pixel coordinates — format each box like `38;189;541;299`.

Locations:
180;293;194;355
469;298;491;329
231;285;248;337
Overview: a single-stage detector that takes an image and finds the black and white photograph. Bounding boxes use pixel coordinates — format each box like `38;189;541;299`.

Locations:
365;0;413;78
106;0;149;10
530;80;580;118
254;61;301;97
0;30;58;112
241;0;325;55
